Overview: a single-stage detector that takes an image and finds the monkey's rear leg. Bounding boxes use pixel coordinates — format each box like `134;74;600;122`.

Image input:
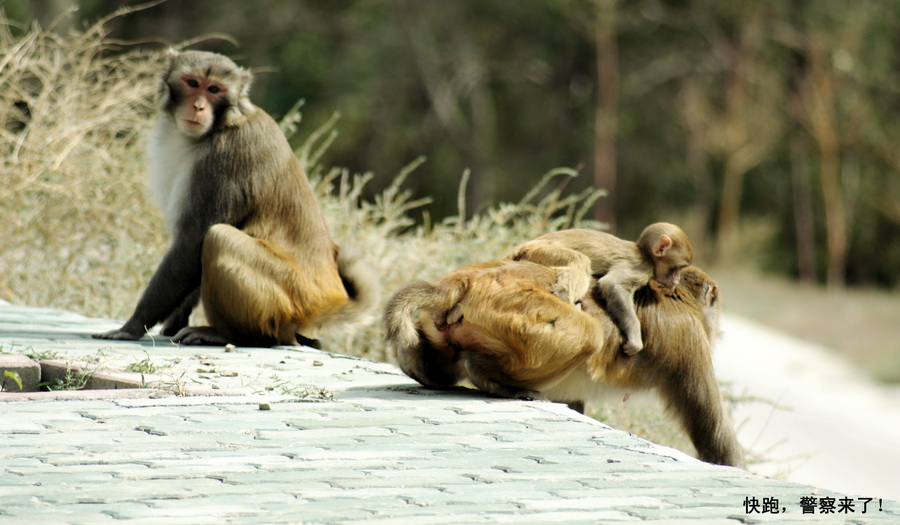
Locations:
464;353;544;401
194;224;304;346
171;326;233;346
161;288;200;337
508;243;593;304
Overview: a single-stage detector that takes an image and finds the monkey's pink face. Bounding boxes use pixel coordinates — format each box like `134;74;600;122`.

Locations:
176;75;229;138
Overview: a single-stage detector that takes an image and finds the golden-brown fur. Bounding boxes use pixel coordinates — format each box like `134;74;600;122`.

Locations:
385;261;742;467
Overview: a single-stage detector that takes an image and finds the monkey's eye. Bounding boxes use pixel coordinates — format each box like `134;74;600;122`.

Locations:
208;85;220;94
184;78;200;88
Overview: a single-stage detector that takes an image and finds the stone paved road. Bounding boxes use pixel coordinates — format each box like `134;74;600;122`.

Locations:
1;302;897;524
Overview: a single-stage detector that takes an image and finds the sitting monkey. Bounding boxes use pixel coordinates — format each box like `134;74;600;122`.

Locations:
507;223;694;355
93;50;377;346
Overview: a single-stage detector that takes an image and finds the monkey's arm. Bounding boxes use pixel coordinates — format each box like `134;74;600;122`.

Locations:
93;236;203;340
596;269;647;355
508;241;592;271
657;348;744;467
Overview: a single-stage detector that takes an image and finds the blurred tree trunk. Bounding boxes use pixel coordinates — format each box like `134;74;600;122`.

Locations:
801;35;847;288
593;0;618;231
790;134;817;283
712;14;774;265
684;113;716;262
460;40;496;216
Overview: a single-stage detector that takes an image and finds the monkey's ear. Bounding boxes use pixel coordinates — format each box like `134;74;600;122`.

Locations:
156;49;181;110
706;284;719;308
222;67;256;127
653;235;672;257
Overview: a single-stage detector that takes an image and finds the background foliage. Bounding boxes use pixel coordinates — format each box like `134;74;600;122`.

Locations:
2;1;899;384
7;0;900;288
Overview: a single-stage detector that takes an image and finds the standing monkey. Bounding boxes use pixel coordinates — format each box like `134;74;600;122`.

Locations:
94;50;376;346
384;262;742;467
507;223;694;355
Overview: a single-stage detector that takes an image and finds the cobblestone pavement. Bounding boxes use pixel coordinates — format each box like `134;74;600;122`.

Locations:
1;302;897;524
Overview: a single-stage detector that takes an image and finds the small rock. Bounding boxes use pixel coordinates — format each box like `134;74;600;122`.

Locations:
258;403;271;411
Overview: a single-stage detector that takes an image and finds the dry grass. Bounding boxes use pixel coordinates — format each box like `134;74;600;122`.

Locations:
1;11;164;319
310;144;606;361
0;15;605;364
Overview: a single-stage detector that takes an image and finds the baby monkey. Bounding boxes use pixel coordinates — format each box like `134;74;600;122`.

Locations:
508;222;694;356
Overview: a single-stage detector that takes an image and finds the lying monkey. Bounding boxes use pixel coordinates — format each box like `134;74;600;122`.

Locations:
384;260;742;467
508;223;694;355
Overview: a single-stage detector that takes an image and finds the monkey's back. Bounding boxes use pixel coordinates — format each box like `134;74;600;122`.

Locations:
438;260;607;387
198;107;349;339
515;229;643;276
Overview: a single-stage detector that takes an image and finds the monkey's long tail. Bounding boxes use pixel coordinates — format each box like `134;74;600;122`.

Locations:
383;279;467;353
329;247;380;329
384;279;468;387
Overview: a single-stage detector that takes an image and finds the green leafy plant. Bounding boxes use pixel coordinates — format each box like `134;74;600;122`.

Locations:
41;368;89;391
2;370;23;392
124;351;164;375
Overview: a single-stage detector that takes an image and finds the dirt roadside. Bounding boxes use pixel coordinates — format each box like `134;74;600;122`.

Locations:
715;314;900;500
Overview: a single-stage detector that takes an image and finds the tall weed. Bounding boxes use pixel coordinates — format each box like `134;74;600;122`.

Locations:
0;15;604;362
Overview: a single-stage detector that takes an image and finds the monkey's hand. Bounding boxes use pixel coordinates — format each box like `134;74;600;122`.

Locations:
172;327;232;346
513;389;548;402
92;328;143;341
550;266;592;304
622;338;644;356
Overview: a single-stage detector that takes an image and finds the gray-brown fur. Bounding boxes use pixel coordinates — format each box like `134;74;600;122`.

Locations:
508;223;694;356
94;50;376;346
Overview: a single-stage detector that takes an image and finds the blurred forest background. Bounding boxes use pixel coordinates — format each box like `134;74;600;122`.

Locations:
9;0;900;287
2;0;899;382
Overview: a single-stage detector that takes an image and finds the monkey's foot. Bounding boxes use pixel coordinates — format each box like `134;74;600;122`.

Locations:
487;385;546;402
172;327;232;346
512;389;547;402
444;304;463;326
295;334;322;349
